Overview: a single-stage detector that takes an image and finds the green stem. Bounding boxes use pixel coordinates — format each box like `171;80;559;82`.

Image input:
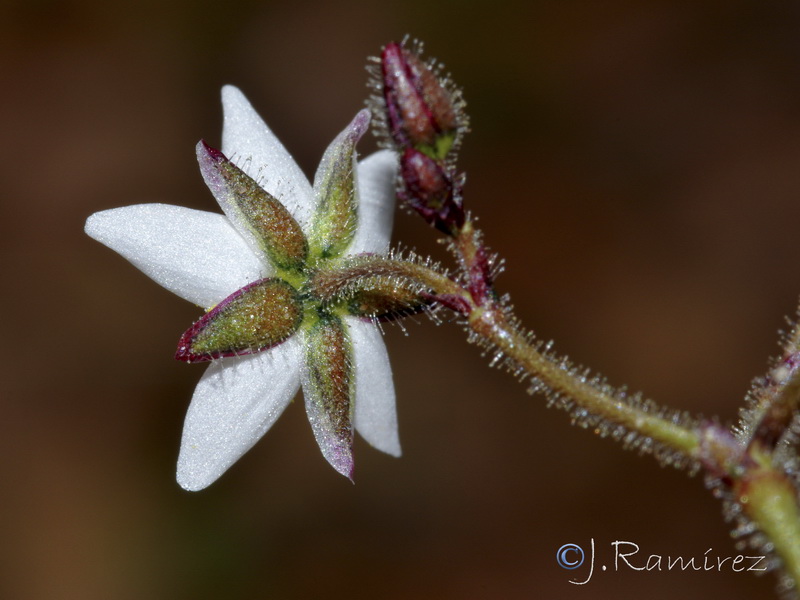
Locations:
467;304;701;456
735;447;800;587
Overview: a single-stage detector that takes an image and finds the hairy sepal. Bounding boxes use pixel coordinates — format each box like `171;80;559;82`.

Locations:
303;315;355;479
197;141;308;273
176;278;303;362
309;110;370;261
308;256;434;321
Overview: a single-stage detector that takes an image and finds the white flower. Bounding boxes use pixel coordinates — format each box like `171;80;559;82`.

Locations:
85;86;401;491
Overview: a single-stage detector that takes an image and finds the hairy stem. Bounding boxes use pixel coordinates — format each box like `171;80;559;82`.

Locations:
735;446;800;587
467;303;701;456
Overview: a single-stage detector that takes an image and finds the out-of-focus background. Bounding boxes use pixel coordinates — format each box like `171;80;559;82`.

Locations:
4;1;800;598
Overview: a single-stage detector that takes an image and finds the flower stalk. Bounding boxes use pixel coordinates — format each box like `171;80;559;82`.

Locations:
733;445;800;587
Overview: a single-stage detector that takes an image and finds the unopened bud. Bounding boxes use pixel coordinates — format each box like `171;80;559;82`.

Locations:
380;42;463;159
400;148;464;235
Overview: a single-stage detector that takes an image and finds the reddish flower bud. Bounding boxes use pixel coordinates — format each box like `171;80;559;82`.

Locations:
400;148;464;235
380;42;464;159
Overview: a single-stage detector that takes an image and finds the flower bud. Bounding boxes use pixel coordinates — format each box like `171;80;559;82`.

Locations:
380;42;463;159
400;148;464;235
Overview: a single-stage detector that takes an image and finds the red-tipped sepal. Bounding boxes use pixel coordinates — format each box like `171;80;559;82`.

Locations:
308;110;370;261
302;315;355;480
176;278;303;362
197;141;308;273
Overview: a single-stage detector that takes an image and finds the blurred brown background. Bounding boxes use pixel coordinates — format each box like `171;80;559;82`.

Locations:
3;0;800;598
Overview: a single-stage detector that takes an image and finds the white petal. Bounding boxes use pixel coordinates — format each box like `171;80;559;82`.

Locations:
349;150;398;255
347;317;401;456
176;338;303;491
221;85;315;230
85;204;267;308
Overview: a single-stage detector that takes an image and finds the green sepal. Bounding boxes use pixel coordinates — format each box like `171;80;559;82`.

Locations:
308;110;370;261
176;278;303;362
306;256;431;321
303;314;355;479
197;141;308;274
